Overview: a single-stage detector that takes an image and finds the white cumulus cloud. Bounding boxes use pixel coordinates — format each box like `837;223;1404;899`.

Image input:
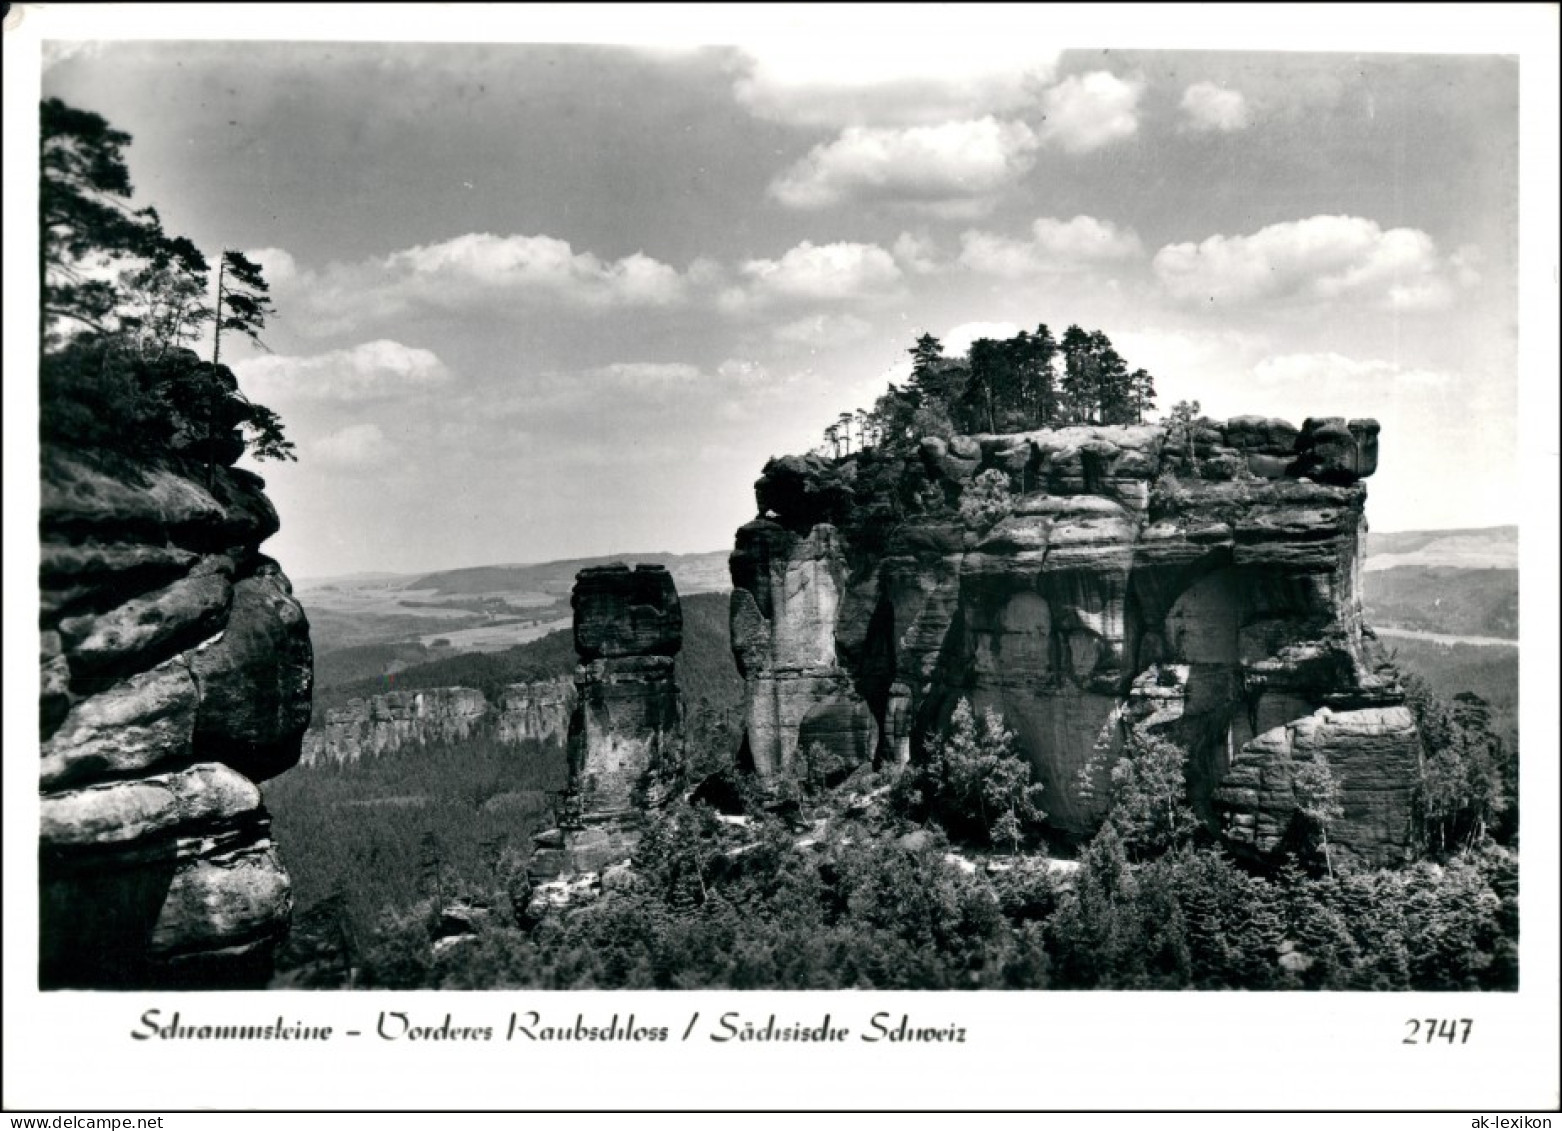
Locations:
244;247;299;285
1252;353;1455;393
731;43;1060;128
959;215;1143;276
1039;71;1143;153
716;358;772;386
1180;82;1250;132
380;233;688;307
585;362;704;385
772;313;875;347
768;118;1039;211
1109;327;1270;408
942;322;1022;357
503;356;788;417
1152;215;1473;309
41;40;109;70
236;340;453;403
892;232;941;275
721;240;903;311
281;233;694;333
312;423;391;468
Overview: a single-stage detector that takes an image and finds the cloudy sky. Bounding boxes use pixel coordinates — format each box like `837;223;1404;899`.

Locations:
27;13;1530;578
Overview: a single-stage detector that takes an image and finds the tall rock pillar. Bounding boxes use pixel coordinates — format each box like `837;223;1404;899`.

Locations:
728;520;878;793
528;564;683;883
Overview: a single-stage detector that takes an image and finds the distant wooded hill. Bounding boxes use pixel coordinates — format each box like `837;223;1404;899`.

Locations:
1363;567;1518;641
1357;525;1518;750
312;591;742;721
1364;525;1517;570
406;551;732;597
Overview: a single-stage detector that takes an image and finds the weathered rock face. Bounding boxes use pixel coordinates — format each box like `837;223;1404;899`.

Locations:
1212;705;1421;865
496;677;576;747
300;677;575;765
729;522;877;786
301;687;483;764
566;655;682;818
574;562;682;660
528;565;683;893
730;416;1420;866
39;447;313;987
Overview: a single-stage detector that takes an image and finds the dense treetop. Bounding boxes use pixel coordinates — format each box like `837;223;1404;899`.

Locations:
821;325;1158;458
39;97;292;467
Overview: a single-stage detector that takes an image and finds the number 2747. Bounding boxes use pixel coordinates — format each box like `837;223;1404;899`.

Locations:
1404;1019;1473;1044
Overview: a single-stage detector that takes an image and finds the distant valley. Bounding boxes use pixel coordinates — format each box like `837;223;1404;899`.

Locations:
1359;524;1518;749
297;527;1520;671
1361;525;1518;642
269;565;743;936
290;526;1520;757
296;549;732;685
1363;524;1517;571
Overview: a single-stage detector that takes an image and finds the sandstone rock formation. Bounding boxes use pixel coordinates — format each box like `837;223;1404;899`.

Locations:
729;416;1421;866
527;565;683;901
730;521;877;786
39;447;313;987
300;687;483;764
299;677;574;766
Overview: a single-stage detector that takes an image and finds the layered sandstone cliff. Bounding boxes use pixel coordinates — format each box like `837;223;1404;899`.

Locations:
528;565;683;890
299;677;573;765
39;447;313;987
729;416;1421;866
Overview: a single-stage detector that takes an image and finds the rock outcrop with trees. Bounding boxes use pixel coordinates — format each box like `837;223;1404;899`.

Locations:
37;99;310;987
825;326;1156;459
730;408;1420;868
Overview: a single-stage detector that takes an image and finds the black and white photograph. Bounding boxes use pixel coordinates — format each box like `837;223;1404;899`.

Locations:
5;3;1558;1114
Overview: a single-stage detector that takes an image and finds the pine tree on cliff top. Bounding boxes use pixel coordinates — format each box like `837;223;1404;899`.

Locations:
830;324;1153;452
211;248;274;369
39;98;293;466
909;332;944;376
40;97;164;343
